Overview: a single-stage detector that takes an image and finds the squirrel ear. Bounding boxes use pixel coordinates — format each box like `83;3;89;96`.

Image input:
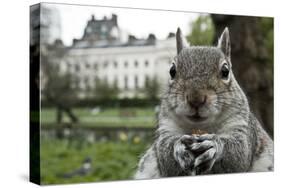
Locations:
176;27;188;54
218;27;231;59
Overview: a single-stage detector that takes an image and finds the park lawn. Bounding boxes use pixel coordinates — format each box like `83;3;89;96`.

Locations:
40;138;150;184
40;107;156;128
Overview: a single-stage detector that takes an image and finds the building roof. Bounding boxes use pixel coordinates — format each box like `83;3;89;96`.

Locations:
71;14;158;49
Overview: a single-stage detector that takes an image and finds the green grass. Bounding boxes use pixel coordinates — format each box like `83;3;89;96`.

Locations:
41;107;156;128
40;107;155;184
40;138;150;185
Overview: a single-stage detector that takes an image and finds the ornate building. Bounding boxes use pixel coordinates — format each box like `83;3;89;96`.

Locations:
60;14;178;98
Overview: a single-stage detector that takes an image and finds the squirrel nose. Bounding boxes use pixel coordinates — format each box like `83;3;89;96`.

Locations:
188;95;207;109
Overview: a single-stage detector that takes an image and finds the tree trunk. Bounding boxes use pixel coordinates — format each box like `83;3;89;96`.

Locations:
211;15;273;137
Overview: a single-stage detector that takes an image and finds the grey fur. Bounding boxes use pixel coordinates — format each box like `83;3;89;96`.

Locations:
176;27;188;54
218;27;231;59
134;27;273;179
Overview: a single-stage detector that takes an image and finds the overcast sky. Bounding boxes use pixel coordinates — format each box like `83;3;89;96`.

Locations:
47;3;200;46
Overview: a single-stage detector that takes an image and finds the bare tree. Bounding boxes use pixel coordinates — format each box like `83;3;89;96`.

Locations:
41;41;79;123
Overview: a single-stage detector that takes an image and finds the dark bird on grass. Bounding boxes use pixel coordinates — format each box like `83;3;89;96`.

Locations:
60;157;92;179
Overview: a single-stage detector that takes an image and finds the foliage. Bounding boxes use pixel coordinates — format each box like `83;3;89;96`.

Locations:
92;79;120;100
187;15;215;46
42;98;160;108
142;76;161;100
42;60;78;107
41;107;156;128
259;17;274;65
40;138;150;184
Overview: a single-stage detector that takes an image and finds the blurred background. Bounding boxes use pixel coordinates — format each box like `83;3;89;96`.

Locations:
30;3;273;184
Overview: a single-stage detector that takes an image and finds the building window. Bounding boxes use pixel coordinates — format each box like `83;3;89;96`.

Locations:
114;61;118;68
84;76;89;83
93;63;98;70
134;60;138;67
124;75;128;89
74;77;79;88
66;62;70;67
145;60;149;67
79;79;84;89
104;61;108;68
113;76;118;88
75;64;80;72
135;75;138;89
67;62;71;71
145;75;149;87
124;61;128;68
86;27;92;34
84;76;90;89
85;62;90;69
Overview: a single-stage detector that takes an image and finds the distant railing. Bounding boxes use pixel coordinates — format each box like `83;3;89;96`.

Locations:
41;123;155;142
41;123;155;132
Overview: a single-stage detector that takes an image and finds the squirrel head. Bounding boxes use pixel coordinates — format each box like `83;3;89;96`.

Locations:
164;27;245;125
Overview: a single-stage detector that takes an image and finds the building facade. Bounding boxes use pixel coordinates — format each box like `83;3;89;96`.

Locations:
60;14;178;99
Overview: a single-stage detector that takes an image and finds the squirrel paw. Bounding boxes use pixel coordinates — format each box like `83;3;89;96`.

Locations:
191;134;223;174
173;135;196;171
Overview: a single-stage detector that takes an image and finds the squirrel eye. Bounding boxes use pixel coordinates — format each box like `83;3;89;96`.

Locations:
221;63;229;79
169;63;176;79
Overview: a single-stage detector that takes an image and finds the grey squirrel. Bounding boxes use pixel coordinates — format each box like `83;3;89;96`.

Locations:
135;27;273;179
